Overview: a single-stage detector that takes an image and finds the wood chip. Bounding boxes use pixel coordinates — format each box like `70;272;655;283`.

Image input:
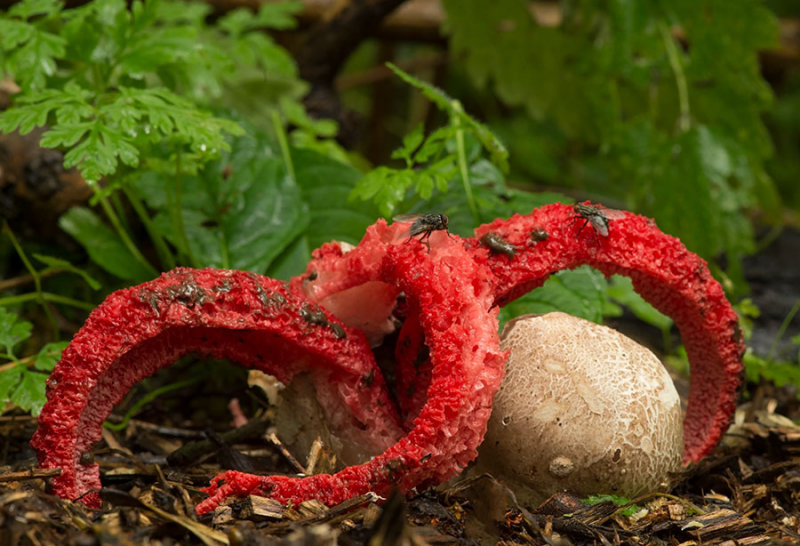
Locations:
239;495;286;521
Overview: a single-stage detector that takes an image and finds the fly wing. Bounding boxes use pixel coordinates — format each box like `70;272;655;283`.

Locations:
599;207;627;220
392;214;422;223
392;214;420;238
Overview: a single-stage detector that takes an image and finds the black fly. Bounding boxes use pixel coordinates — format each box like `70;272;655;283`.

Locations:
571;202;624;245
393;213;450;251
573;203;609;237
530;228;548;242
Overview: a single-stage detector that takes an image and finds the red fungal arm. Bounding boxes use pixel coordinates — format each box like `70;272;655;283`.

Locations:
31;268;403;508
470;202;745;463
198;222;505;514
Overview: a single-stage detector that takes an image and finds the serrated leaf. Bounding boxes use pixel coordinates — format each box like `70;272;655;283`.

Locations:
0;5;66;89
217;8;252;37
0;308;32;357
11;370;48;415
119;26;199;75
0;85;93;135
0;20;33;50
412;127;452;164
393;124;424;163
243;33;297;77
34;341;68;371
0;366;22;405
253;0;303;30
0;104;48;135
59;207;155;282
416;173;434;200
39;123;91;148
387;62;509;172
8;0;64;19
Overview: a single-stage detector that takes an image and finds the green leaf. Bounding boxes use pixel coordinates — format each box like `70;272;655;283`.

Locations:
135;126;308;273
393;123;425;163
252;0;303;30
350;167;413;218
221;157;308;272
0;84;94;135
0;307;32;357
583;495;641;518
387;62;509;173
0;20;33;52
293;148;380;249
0;0;66;89
441;0;778;278
498;266;609;326
441;0;585;135
34;341;68;371
0;366;22;405
267;235;312;281
11;370;49;415
59;207;155;282
606;276;672;332
648;127;720;259
33;253;101;289
8;0;64;19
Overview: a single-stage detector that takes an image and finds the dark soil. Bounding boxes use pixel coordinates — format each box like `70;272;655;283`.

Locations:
1;368;800;546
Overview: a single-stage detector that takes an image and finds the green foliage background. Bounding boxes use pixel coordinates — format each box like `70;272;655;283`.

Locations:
1;0;798;415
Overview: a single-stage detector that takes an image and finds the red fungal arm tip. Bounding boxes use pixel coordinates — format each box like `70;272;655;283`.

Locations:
32;268;402;508
471;202;745;463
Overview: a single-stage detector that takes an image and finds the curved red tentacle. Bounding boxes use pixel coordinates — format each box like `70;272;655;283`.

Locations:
31;268;403;508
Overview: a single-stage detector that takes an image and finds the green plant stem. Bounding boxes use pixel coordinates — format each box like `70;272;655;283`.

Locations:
123;186;176;270
110;191;132;233
171;150;198;268
767;299;800;361
0;292;95;311
272;110;296;182
2;222;59;337
659;21;690;132
104;376;203;431
95;190;157;277
452;102;479;223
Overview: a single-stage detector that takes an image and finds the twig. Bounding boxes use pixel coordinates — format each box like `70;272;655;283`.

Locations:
0;271;58;292
0;467;61;482
265;431;307;474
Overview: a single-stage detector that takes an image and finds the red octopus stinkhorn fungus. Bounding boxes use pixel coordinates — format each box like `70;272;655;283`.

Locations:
31;268;404;508
470;202;745;463
300;203;743;464
198;222;505;513
33;202;743;513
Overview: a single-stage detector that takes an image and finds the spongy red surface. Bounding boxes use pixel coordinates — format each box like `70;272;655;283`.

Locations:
34;203;743;513
470;202;745;463
197;222;505;513
31;268;403;507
